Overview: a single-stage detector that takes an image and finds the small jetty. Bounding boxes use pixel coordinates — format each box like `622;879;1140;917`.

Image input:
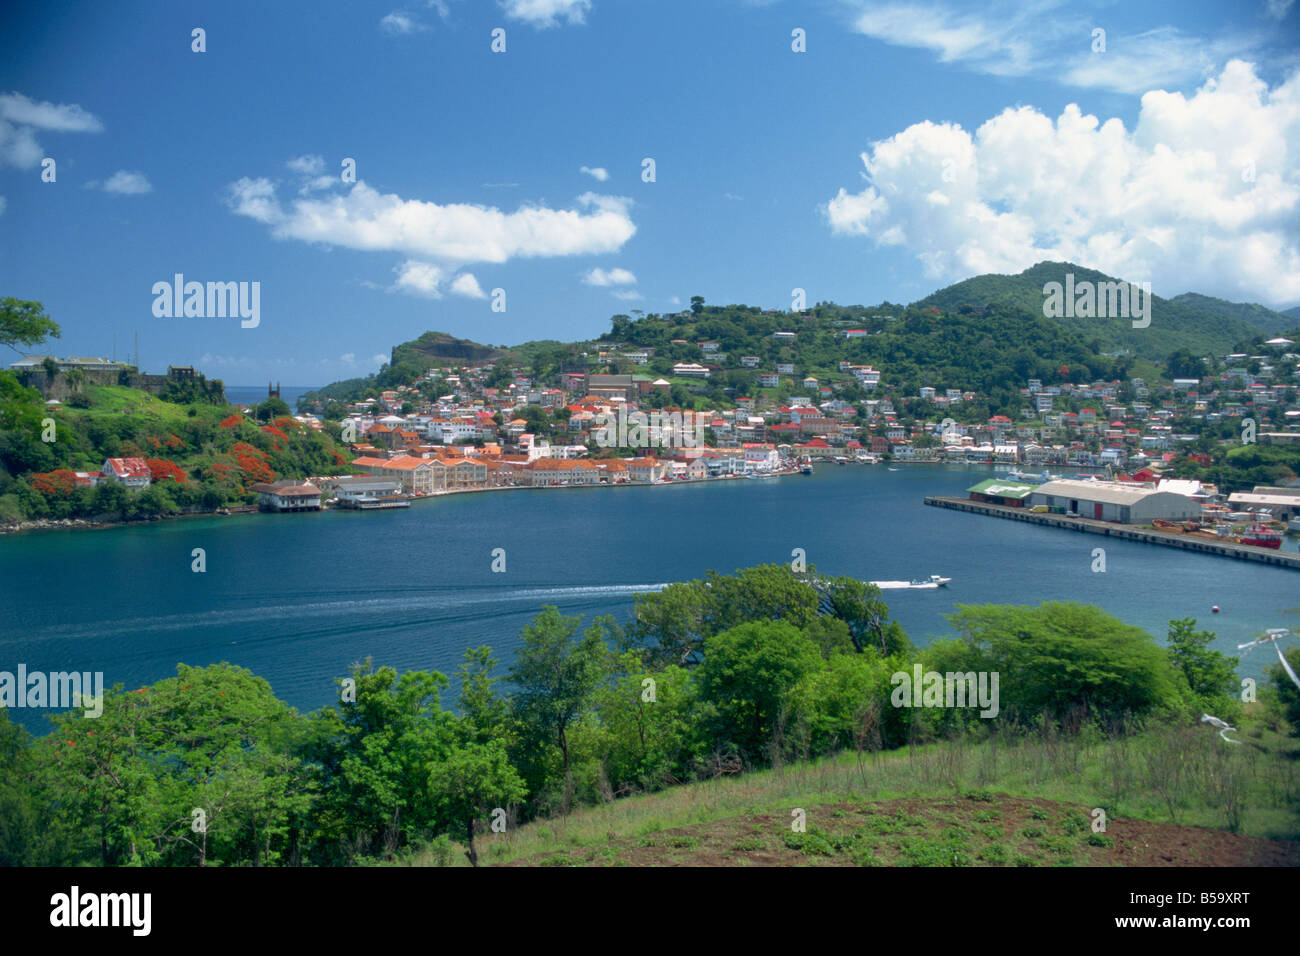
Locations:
924;496;1300;570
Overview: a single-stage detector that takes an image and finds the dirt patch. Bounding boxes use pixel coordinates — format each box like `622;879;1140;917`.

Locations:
504;794;1300;867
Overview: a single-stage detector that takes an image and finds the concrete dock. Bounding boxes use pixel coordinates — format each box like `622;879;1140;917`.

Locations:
924;497;1300;570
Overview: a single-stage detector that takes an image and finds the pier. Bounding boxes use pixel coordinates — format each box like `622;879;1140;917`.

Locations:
924;497;1300;570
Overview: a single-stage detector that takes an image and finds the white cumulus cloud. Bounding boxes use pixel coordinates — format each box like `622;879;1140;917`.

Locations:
392;260;446;298
501;0;592;28
89;169;152;195
580;165;609;181
226;178;636;287
380;11;427;34
824;61;1300;303
286;154;337;194
0;92;103;168
450;272;487;298
583;266;637;286
287;155;324;176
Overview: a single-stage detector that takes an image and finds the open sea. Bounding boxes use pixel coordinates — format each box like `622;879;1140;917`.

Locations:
223;385;319;409
2;463;1296;732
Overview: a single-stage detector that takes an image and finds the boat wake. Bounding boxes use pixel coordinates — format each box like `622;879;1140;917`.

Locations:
24;583;672;645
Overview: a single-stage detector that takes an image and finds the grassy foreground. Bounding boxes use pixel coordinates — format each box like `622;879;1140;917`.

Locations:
406;713;1300;867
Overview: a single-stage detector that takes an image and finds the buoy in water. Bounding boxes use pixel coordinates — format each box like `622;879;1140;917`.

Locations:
1212;605;1220;613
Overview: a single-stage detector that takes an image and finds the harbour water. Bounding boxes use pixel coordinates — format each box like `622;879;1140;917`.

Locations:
2;464;1295;732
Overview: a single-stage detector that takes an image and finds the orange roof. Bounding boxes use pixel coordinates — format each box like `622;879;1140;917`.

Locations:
384;455;436;471
529;458;596;470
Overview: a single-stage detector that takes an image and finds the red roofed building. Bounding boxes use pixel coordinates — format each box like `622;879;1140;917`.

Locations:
524;458;602;486
101;457;152;488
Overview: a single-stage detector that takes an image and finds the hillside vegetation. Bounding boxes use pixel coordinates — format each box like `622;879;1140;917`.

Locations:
302;261;1296;417
458;720;1300;867
4;563;1296;868
915;261;1295;359
0;376;351;524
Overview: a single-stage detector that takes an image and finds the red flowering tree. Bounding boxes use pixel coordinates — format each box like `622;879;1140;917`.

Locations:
261;425;289;450
230;442;275;485
30;469;80;497
219;414;244;429
146;458;189;483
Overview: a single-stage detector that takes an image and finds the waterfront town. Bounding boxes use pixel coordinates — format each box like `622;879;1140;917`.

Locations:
233;329;1300;549
296;330;1299;508
16;330;1300;548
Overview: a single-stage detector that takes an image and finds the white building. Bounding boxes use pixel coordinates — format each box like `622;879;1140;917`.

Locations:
1030;480;1200;524
673;363;711;378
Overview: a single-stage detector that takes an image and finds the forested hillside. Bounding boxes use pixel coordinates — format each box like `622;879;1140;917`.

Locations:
0;376;351;523
303;261;1294;415
2;563;1293;867
916;262;1293;359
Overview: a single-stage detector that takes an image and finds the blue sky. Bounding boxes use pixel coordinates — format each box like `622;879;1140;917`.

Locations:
2;0;1298;385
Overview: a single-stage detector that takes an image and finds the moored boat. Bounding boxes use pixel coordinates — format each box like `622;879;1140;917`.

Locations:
1240;524;1283;549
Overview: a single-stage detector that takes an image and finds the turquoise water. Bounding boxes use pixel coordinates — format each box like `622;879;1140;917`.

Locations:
2;464;1296;732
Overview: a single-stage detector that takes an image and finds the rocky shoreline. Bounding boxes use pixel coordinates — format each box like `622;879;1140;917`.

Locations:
0;509;229;536
0;515;150;535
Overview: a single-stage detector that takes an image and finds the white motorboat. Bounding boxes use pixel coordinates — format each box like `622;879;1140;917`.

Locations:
869;574;952;590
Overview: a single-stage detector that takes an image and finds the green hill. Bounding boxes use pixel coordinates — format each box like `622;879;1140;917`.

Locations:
302;332;505;408
1168;292;1295;337
0;377;351;524
914;262;1276;360
303;263;1290;413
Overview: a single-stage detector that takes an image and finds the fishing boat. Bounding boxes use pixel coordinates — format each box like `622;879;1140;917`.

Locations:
1240;524;1283;549
800;464;813;475
1289;516;1300;535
